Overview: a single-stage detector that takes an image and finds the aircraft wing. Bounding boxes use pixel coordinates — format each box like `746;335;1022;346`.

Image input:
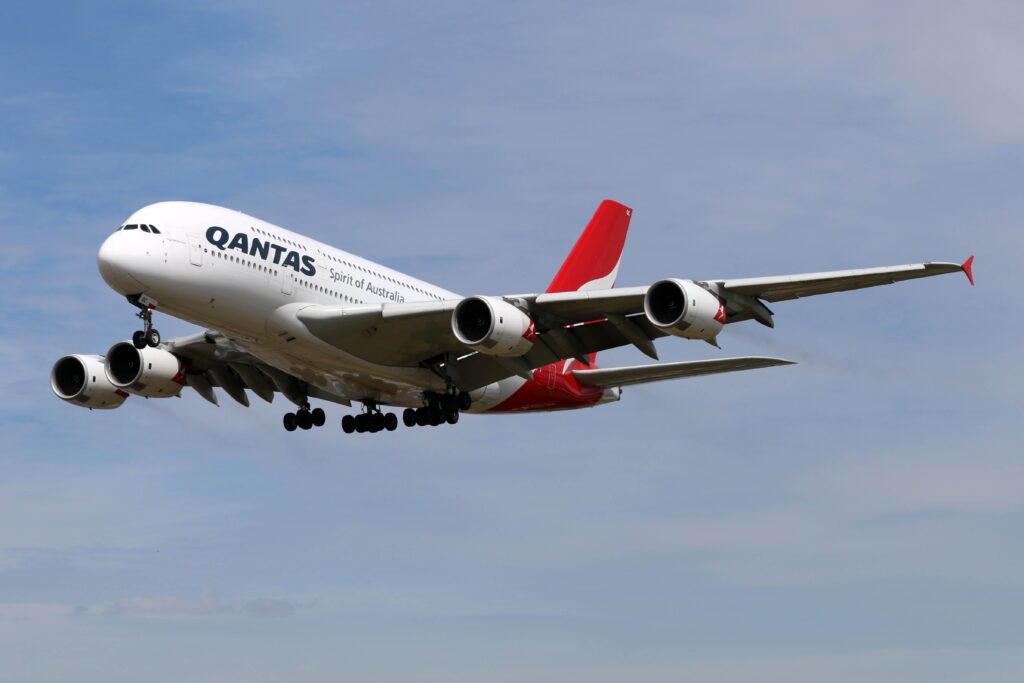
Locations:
572;356;794;389
291;258;971;391
165;331;350;407
711;259;972;303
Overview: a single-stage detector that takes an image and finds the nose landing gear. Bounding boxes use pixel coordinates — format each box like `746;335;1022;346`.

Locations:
128;294;161;349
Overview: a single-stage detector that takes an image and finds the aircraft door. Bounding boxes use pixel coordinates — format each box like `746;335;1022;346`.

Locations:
188;236;203;266
281;271;293;295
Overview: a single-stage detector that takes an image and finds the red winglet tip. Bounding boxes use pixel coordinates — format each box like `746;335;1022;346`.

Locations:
961;255;975;286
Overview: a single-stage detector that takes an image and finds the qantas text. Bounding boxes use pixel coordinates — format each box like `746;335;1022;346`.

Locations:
206;226;316;276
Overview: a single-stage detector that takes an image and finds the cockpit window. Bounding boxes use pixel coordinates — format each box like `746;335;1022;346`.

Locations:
123;224;138;231
139;224;152;233
149;224;161;234
114;226;123;233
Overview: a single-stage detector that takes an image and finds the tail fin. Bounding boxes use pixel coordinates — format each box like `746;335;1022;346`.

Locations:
547;199;632;373
546;199;632;294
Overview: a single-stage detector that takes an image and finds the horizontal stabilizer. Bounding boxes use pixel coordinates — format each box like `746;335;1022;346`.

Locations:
572;356;794;389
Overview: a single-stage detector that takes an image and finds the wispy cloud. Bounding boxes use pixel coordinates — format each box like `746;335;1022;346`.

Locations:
100;594;312;618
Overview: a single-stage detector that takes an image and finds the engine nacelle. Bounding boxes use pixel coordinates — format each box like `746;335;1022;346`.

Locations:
104;342;186;397
452;296;536;357
643;278;725;341
51;354;129;409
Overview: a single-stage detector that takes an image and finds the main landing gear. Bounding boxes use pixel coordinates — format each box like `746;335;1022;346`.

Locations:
402;391;471;429
281;391;474;436
341;402;398;434
283;403;326;432
128;294;161;349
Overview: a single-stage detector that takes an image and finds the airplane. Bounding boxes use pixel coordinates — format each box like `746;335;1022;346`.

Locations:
50;199;974;434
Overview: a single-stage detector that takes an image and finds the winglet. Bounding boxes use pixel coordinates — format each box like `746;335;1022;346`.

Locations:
961;255;975;286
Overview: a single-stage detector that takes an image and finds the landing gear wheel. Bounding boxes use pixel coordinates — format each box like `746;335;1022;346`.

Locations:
311;407;326;427
146;328;161;347
385;413;398;431
296;410;313;430
283;413;297;431
355;414;368;433
446;410;460;425
372;413;386;432
341;415;355;433
403;408;417;427
132;330;146;349
458;391;472;411
415;407;429;427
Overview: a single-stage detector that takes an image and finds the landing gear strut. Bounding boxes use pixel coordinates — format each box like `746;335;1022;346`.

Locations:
282;402;326;432
128;294;161;349
341;401;398;434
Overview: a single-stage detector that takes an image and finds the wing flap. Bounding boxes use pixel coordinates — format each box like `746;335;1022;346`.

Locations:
165;330;351;406
572;356;794;389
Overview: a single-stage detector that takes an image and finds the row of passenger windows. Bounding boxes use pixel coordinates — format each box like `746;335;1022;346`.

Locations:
212;247;366;303
212;249;278;276
319;249;442;300
250;224;442;302
251;226;299;249
230;223;443;303
116;223;161;234
299;277;364;304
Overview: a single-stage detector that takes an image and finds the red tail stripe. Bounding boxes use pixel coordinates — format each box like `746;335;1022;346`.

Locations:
546;200;632;294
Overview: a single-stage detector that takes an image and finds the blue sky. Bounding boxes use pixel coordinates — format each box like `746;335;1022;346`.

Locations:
0;1;1020;681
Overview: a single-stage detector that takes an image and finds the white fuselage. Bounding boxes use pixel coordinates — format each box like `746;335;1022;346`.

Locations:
97;201;527;410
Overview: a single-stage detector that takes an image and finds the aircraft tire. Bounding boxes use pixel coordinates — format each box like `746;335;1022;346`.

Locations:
146;328;161;347
296;411;313;430
341;415;355;433
385;413;398;431
446;411;460;425
132;330;146;349
415;407;429;427
283;413;297;432
311;407;326;427
402;408;417;427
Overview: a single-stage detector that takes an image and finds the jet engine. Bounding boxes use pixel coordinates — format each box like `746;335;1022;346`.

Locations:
51;354;129;409
643;279;725;342
452;296;536;357
104;342;186;397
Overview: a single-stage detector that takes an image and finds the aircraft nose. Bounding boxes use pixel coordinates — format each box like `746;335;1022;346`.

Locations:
97;234;148;294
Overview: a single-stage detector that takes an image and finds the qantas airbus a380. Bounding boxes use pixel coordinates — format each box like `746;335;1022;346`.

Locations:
51;200;974;434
